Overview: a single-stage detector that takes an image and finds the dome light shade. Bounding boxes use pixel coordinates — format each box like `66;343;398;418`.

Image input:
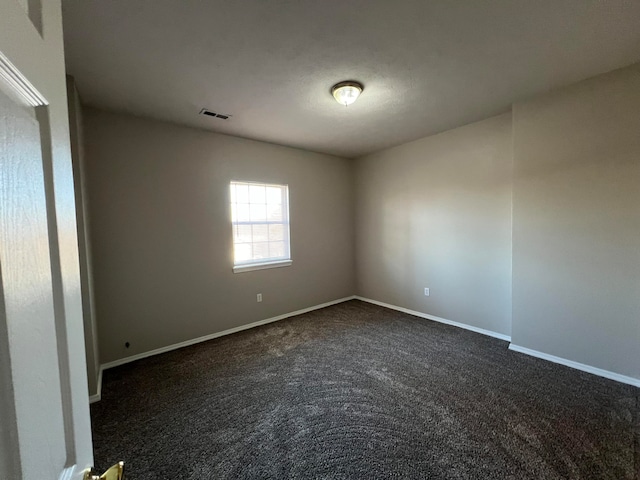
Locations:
331;81;363;106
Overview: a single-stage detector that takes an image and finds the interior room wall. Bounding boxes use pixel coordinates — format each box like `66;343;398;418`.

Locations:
80;62;639;386
511;63;640;380
354;113;514;338
83;109;356;364
67;76;100;397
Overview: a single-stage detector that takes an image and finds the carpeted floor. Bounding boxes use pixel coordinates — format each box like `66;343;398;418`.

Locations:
91;300;639;479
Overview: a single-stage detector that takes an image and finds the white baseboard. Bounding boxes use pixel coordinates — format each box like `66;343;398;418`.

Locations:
90;295;638;402
96;296;356;383
354;296;511;342
89;366;103;404
508;344;640;388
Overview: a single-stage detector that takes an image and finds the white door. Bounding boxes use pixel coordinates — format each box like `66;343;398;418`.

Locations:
0;1;94;479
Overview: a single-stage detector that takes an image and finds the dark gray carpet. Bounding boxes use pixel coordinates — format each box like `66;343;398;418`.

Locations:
91;300;639;479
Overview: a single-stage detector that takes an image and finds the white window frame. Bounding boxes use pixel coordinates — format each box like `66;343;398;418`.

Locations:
230;180;292;273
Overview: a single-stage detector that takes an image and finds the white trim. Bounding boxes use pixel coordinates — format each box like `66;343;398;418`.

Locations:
89;367;103;404
354;296;511;342
0;51;47;107
99;296;356;372
508;344;640;388
233;259;292;273
90;296;640;401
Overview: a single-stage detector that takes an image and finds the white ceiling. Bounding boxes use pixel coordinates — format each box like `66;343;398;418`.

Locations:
62;0;640;158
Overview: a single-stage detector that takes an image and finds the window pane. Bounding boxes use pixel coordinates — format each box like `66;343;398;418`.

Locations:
250;203;267;221
268;224;283;241
234;243;252;262
266;186;282;204
249;185;266;204
235;184;249;203
253;242;269;259
230;181;290;268
236;224;252;242
269;241;285;258
267;204;283;221
252;224;268;242
236;203;250;222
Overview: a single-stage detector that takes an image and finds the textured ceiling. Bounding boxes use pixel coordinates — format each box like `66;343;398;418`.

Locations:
62;0;640;158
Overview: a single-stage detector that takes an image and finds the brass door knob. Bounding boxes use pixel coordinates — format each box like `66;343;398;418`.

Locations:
84;461;124;480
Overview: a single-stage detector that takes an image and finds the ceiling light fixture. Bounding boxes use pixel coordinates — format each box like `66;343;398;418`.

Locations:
331;81;364;106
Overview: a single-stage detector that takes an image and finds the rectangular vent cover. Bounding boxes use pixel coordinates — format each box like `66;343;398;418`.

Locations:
200;108;231;120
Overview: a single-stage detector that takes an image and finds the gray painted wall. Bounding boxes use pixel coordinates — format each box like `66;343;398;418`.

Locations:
511;63;640;379
80;63;639;384
355;113;513;337
67;77;100;396
354;63;640;382
83;109;355;364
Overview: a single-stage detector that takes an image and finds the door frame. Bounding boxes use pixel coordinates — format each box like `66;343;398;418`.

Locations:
0;1;94;478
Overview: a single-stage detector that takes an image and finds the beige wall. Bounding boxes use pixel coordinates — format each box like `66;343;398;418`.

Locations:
81;63;640;384
355;113;513;337
83;109;355;364
511;63;640;379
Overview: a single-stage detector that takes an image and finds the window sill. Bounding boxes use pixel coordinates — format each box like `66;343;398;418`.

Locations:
233;260;292;273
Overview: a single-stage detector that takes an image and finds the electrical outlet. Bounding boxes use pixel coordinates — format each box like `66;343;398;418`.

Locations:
424;288;430;296
257;293;262;302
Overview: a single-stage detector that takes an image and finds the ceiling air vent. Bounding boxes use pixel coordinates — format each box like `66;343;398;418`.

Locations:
200;108;231;120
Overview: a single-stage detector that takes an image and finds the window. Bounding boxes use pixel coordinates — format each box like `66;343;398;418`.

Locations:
230;181;291;273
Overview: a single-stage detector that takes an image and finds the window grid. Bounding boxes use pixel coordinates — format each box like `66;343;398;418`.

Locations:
230;181;290;267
